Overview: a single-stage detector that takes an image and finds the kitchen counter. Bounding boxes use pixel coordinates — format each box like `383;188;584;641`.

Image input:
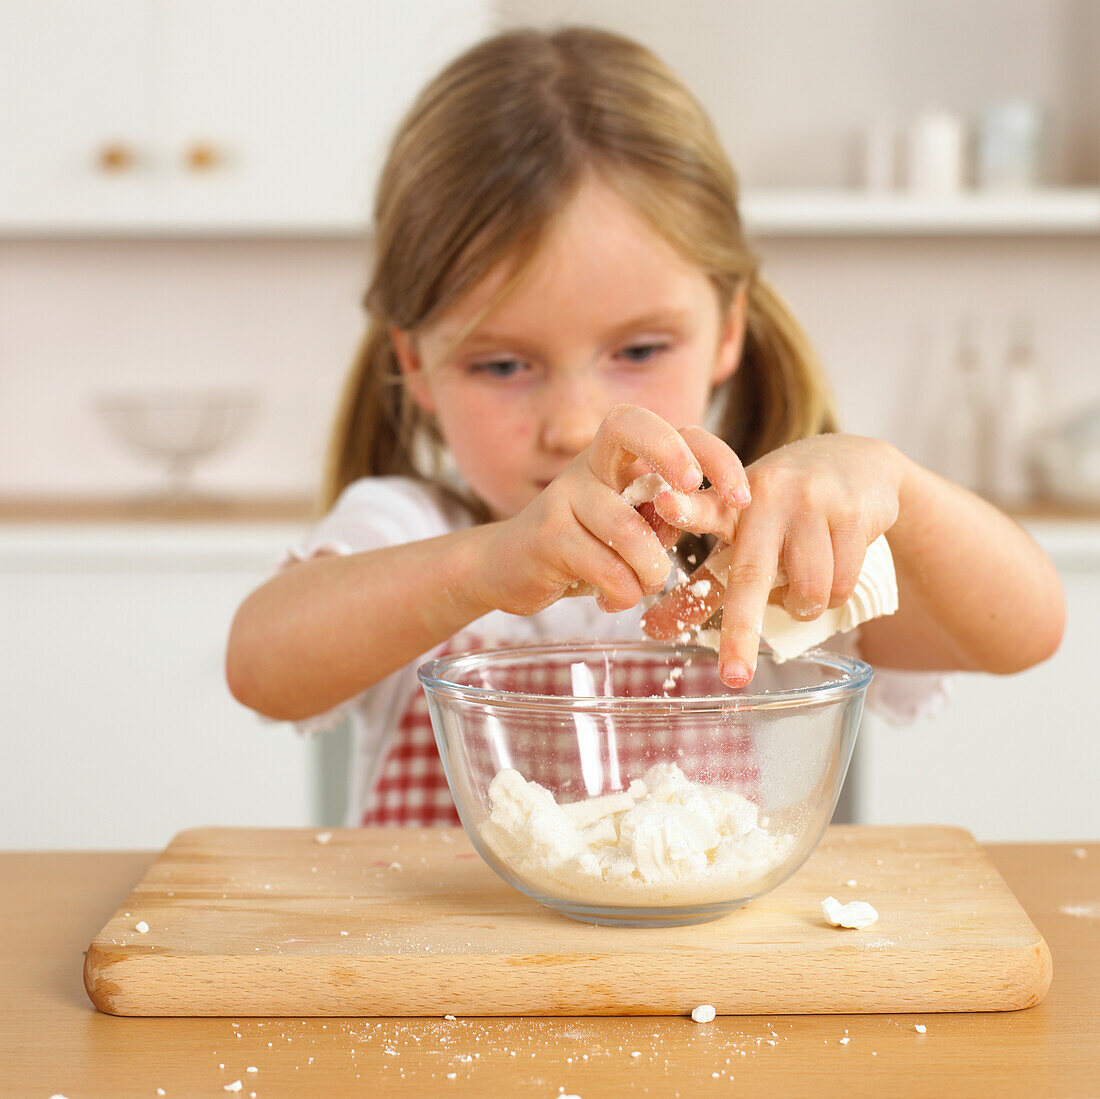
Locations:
0;493;318;523
2;843;1096;1096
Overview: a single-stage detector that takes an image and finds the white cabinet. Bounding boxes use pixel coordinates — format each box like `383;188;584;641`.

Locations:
0;523;319;849
0;0;160;228
853;522;1100;842
0;0;491;232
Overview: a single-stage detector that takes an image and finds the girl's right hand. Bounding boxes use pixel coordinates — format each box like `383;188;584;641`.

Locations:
478;404;751;616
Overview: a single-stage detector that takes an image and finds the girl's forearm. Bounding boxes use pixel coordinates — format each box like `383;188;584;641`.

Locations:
860;447;1065;673
226;525;500;721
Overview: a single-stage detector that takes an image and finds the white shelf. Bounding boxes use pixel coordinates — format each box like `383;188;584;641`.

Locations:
740;188;1100;235
5;188;1100;240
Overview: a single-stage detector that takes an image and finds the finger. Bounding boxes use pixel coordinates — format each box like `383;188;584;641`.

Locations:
571;484;672;595
678;425;751;508
714;517;784;687
557;523;646;613
635;501;681;550
640;558;725;640
589;405;703;493
779;521;834;621
829;526;869;609
650;484;742;542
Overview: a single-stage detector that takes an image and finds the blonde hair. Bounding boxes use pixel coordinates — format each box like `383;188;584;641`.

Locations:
324;25;837;513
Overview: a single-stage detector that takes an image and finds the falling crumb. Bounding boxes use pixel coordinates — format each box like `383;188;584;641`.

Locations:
314;831;333;844
691;1004;716;1023
135;921;149;934
914;1024;927;1034
1060;902;1100;918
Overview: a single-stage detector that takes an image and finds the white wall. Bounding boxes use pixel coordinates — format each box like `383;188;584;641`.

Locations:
0;238;365;497
3;232;1098;497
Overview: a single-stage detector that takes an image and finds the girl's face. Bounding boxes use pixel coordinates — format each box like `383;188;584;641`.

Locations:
392;175;746;520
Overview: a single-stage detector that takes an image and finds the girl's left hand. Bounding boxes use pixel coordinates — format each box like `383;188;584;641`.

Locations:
641;434;905;687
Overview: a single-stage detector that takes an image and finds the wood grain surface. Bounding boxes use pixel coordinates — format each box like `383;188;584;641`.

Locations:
2;842;1096;1097
83;824;1050;1017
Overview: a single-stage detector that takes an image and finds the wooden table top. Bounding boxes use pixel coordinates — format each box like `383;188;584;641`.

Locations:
2;842;1097;1097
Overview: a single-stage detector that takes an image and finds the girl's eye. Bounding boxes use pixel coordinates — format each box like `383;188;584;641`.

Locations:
469;358;527;379
617;342;669;364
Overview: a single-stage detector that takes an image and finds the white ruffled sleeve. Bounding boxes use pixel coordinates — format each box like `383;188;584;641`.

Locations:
830;628;955;725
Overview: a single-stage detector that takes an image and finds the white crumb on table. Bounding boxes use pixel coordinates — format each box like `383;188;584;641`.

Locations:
1072;847;1087;858
691;1004;716;1023
845;879;858;887
914;1023;927;1033
839;1036;850;1045
135;920;149;934
444;1014;457;1021
223;1083;243;1094
389;862;402;870
314;831;333;844
821;895;879;929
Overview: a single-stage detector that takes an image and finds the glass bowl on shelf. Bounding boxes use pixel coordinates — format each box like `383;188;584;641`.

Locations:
92;387;260;501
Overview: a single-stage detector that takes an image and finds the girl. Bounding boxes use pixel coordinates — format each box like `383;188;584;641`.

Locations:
226;27;1064;827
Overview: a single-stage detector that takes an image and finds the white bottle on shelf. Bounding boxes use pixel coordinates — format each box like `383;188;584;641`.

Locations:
936;318;989;494
989;316;1041;509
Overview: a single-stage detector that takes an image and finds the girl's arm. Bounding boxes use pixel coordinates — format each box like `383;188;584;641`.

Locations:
228;406;749;721
852;451;1065;673
641;435;1064;682
226;525;500;721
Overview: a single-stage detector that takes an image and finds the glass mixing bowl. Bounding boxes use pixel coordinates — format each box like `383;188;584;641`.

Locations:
418;641;872;927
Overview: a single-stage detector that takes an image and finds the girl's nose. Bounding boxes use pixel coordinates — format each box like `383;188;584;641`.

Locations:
539;372;608;455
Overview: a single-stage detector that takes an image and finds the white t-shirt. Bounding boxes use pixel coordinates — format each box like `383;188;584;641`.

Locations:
280;476;951;825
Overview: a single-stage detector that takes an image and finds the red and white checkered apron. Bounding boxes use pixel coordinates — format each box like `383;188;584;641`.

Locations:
360;643;759;827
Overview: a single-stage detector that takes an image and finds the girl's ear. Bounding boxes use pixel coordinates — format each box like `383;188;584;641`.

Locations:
389;326;436;414
711;282;749;387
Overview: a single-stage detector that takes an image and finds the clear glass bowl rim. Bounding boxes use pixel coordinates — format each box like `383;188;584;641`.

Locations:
417;640;873;714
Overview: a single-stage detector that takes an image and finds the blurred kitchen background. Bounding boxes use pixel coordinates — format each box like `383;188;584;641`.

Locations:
2;0;1098;849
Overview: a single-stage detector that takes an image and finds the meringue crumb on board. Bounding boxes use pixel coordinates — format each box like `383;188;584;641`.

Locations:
821;896;879;929
691;1004;717;1023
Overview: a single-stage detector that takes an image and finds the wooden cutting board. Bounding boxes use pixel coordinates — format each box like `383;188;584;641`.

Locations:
84;824;1051;1017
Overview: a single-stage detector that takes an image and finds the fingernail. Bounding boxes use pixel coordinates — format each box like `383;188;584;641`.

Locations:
733;484;751;505
680;467;703;491
721;660;753;685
